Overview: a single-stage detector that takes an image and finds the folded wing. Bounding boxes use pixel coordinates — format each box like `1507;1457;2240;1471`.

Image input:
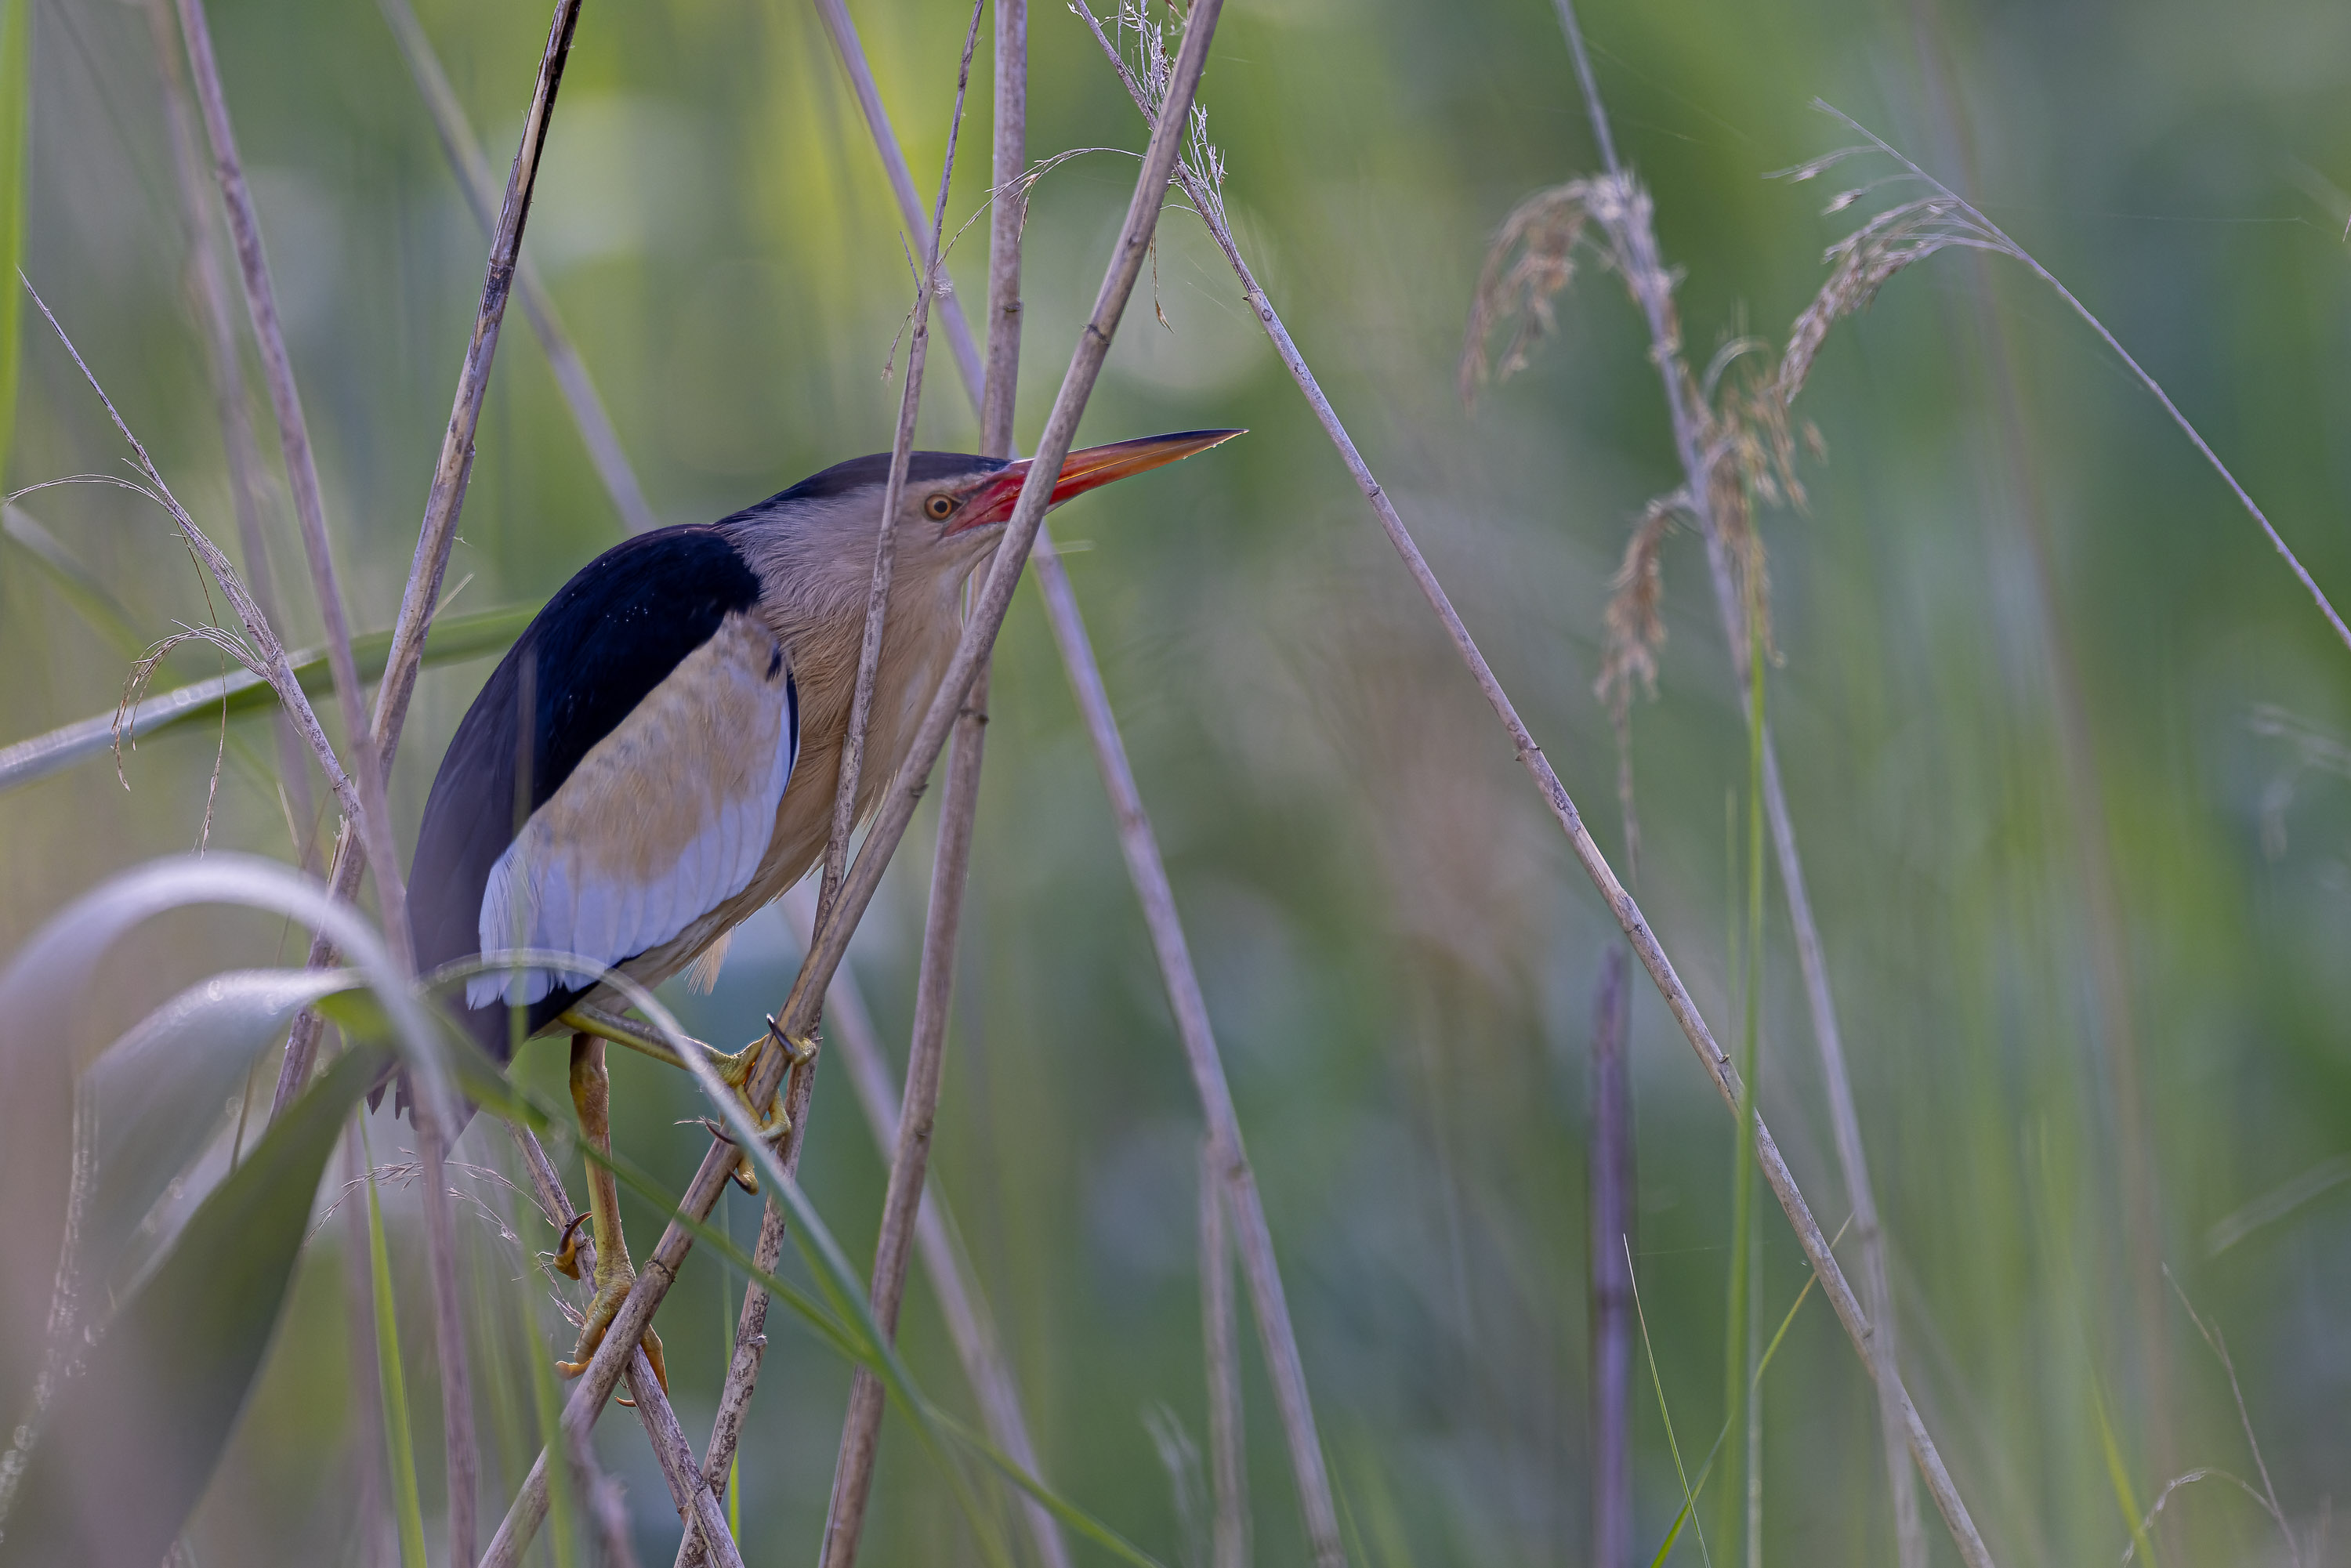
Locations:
469;610;798;1009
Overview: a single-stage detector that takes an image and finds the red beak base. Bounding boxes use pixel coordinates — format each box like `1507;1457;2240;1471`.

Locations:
951;429;1244;531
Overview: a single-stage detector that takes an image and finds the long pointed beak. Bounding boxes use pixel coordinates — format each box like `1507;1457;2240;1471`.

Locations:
952;429;1244;531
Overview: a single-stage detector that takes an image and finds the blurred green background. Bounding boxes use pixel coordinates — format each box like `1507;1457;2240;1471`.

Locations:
4;0;2349;1562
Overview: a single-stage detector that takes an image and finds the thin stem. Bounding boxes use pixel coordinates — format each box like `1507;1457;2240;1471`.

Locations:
480;21;1223;1555
173;0;409;975
819;5;994;1563
272;0;585;1120
1813;97;2351;656
1546;17;1928;1565
815;0;982;917
802;14;1346;1556
374;0;657;538
750;887;1073;1568
1072;9;1992;1564
507;1127;747;1568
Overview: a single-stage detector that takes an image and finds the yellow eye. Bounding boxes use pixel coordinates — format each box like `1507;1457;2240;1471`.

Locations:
924;493;958;521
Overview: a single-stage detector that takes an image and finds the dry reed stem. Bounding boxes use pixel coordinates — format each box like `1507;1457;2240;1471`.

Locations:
1199;1139;1248;1568
175;7;584;1555
200;5;582;1552
482;27;1223;1555
817;577;987;1568
727;887;1070;1568
272;0;585;1121
1073;9;1994;1565
507;1127;743;1568
482;18;1213;1561
1537;13;1929;1562
145;0;318;864
819;5;998;1562
1588;946;1635;1568
374;0;657;538
172;0;412;975
816;0;982;932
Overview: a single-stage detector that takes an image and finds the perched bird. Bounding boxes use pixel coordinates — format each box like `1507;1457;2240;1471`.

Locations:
404;429;1239;1383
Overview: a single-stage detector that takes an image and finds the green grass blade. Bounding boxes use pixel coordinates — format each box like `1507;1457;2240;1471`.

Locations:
83;967;364;1275
1627;1236;1710;1568
2090;1371;2158;1568
1;507;145;656
363;1123;432;1568
0;1045;386;1567
0;0;30;492
0;600;539;795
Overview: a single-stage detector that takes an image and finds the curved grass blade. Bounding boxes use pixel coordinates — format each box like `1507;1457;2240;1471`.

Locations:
83;968;364;1276
0;1043;386;1566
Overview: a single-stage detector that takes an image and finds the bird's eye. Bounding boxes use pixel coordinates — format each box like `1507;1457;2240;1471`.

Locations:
924;493;958;521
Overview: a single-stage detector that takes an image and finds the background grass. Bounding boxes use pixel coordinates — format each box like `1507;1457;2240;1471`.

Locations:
5;0;2349;1563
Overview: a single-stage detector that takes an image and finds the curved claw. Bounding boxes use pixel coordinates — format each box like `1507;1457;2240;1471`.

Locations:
551;1211;592;1281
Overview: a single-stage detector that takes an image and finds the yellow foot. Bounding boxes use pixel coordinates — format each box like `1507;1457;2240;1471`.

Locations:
555;1268;668;1394
717;1017;812;1193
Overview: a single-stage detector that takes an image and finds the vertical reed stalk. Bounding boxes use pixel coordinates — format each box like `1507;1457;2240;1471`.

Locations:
339;1129;393;1567
1587;946;1633;1568
1201;1139;1248;1568
190;6;585;1555
271;0;585;1118
815;7;1346;1554
1544;8;1929;1559
172;0;410;968
480;18;1224;1555
759;886;1073;1568
506;1127;746;1568
1070;9;1991;1563
820;5;996;1563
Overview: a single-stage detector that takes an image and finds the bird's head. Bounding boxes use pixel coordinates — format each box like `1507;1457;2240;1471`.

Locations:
726;430;1242;610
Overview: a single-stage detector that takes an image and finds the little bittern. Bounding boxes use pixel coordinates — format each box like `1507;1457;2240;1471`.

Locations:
402;431;1239;1385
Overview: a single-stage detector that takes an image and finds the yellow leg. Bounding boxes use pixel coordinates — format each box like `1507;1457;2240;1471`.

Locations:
552;1033;667;1392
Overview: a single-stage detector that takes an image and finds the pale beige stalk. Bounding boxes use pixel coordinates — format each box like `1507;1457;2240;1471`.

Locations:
816;3;1002;1560
480;15;1224;1556
1072;7;1994;1562
173;0;410;969
815;6;1346;1557
1544;5;1927;1560
272;0;587;1119
506;1127;745;1568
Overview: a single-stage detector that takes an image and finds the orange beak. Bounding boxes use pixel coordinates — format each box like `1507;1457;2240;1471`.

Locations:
951;429;1244;531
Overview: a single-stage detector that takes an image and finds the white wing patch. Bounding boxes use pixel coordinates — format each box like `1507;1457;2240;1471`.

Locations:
469;613;798;1009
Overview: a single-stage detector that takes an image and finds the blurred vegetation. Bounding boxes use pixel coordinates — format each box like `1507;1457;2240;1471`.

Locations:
4;0;2350;1563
